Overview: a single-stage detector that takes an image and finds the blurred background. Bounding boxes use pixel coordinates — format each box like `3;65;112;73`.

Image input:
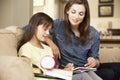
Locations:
0;0;120;48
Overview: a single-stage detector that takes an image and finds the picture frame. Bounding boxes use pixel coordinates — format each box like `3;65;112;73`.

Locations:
98;5;113;17
99;0;114;3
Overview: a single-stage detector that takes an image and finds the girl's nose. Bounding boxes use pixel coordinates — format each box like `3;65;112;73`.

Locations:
46;30;50;35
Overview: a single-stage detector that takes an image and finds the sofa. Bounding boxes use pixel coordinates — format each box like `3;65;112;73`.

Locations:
98;47;120;80
99;47;120;63
0;26;119;80
0;26;34;80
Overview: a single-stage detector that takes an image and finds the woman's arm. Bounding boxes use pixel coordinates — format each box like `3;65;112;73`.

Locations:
86;27;100;68
46;37;61;60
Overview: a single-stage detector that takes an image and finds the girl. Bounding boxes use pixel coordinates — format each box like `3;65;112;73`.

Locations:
17;12;54;75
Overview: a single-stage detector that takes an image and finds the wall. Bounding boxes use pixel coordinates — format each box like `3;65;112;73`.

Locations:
59;0;120;32
33;0;59;19
0;0;33;28
0;0;12;28
88;0;120;32
58;1;65;19
44;0;59;19
0;0;119;29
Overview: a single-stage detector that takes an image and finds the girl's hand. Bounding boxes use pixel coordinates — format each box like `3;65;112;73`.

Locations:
84;57;99;68
64;63;74;71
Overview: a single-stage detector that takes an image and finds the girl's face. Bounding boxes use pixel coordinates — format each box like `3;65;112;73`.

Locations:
36;24;52;42
67;4;86;27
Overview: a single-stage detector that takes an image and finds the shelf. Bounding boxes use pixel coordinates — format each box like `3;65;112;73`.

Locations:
107;29;120;35
100;39;120;44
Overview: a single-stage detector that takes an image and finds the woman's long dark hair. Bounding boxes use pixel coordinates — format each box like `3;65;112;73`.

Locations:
64;0;91;44
17;12;53;52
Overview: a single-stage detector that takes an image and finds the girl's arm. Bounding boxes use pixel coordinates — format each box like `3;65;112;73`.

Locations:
21;56;43;74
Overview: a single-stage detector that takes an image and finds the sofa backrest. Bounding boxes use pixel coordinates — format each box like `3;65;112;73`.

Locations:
99;47;120;63
0;26;23;56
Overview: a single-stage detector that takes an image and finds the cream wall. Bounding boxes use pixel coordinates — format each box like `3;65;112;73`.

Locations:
43;0;59;19
88;0;120;32
59;0;120;32
0;0;13;28
0;0;119;29
0;0;59;28
0;0;33;28
33;0;59;19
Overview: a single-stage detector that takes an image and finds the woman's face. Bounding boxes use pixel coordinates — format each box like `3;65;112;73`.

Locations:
67;4;86;27
36;24;52;42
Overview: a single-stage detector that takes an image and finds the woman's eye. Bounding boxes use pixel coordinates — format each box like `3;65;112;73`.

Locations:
79;12;85;16
71;11;76;14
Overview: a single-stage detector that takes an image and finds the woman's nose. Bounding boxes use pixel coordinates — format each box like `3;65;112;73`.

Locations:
75;13;79;19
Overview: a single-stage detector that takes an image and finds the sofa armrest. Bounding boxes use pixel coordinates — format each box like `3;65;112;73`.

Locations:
0;56;34;80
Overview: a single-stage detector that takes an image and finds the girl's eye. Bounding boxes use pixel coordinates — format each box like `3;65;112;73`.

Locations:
43;27;47;31
43;27;51;31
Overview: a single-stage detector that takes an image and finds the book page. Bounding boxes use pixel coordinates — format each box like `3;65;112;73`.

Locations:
73;67;97;73
45;69;73;80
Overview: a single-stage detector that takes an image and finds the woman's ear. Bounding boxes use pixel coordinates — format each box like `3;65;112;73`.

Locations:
66;10;69;14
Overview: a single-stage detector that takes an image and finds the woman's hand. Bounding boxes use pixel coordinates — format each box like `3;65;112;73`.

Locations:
84;57;99;68
64;63;74;71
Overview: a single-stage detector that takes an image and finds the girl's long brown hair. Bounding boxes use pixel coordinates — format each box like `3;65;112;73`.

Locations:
17;12;53;52
64;0;91;45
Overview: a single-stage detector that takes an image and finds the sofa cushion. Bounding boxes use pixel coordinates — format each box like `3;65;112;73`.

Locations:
99;48;120;63
5;26;24;40
0;56;34;80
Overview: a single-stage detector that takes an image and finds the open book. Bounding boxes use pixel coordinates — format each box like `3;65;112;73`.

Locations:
73;67;97;73
45;69;73;80
33;64;73;80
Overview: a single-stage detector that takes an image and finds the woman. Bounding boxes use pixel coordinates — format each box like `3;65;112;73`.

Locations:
47;0;103;80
